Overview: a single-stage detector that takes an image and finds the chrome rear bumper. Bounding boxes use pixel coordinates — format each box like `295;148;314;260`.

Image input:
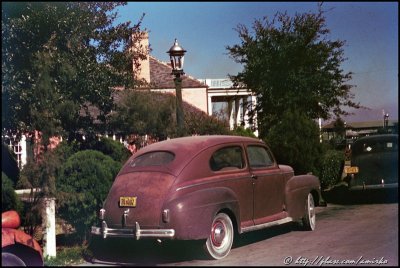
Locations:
91;221;175;240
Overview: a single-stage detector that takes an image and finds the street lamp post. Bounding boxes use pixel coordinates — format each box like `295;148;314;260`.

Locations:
167;39;186;136
384;113;389;130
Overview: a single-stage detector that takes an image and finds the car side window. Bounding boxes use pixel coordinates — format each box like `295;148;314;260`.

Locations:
210;146;245;171
247;145;274;168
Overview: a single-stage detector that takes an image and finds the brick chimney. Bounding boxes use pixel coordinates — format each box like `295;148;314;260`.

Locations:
132;31;150;84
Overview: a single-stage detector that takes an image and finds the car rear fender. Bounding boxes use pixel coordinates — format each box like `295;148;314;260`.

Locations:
2;231;43;266
163;187;240;240
285;175;321;220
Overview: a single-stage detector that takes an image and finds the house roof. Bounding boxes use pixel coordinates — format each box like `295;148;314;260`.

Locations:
149;56;207;89
80;54;208;126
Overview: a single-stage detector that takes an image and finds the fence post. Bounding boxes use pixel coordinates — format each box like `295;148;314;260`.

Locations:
43;197;56;257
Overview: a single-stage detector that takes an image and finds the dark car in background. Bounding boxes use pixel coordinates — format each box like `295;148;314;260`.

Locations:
91;135;323;260
345;134;398;191
2;210;44;266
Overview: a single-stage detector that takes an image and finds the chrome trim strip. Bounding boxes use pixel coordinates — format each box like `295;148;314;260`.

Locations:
241;217;293;233
91;221;175;240
176;175;253;191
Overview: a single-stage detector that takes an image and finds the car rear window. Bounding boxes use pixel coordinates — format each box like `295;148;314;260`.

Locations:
130;151;175;167
353;139;398;154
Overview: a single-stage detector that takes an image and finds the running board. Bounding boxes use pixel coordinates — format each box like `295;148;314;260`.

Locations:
241;217;293;233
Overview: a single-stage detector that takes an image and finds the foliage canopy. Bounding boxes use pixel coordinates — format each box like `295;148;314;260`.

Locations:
2;2;146;144
109;90;230;138
226;3;360;137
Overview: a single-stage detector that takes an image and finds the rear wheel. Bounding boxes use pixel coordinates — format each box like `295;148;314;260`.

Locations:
302;193;316;231
2;252;26;266
204;212;234;260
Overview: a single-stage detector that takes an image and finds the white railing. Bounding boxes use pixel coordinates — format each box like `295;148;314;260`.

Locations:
199;79;234;88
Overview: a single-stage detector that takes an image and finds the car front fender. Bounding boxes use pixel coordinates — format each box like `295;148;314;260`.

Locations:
285;175;321;220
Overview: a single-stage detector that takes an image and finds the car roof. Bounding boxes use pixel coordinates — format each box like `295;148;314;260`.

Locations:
123;135;263;176
138;135;261;152
354;134;398;144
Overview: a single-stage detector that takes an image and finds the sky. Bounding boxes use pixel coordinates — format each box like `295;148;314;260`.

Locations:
115;2;398;123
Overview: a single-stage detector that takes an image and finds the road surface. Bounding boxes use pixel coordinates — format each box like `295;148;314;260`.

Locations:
84;197;398;266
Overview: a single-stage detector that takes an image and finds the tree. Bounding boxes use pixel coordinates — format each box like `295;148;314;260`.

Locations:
332;117;347;149
226;3;361;138
2;2;146;145
17;149;61;236
109;90;230;139
109;90;177;138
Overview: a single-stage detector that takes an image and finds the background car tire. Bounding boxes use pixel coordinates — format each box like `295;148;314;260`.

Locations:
2;252;26;266
302;193;316;231
204;212;234;260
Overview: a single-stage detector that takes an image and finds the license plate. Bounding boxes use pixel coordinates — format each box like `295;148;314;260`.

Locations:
344;166;359;174
119;197;137;207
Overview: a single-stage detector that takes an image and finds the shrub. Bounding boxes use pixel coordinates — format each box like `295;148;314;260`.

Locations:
80;137;131;163
56;150;121;242
266;110;322;176
2;172;23;213
17;149;61;235
319;150;345;190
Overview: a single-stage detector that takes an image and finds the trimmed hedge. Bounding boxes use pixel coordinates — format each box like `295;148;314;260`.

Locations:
320;150;345;190
266;110;322;176
56;150;121;242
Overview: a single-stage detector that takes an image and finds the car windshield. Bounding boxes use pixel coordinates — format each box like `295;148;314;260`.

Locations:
130;151;175;167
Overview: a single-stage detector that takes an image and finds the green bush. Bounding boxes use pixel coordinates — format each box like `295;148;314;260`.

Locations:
266;110;322;176
2;172;23;213
319;150;345;190
56;150;121;242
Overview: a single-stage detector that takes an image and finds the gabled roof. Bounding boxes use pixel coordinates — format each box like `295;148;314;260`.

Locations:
149;56;207;89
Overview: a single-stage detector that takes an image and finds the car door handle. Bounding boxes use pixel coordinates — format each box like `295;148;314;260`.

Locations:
251;174;258;180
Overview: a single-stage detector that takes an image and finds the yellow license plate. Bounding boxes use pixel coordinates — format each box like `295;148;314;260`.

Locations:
344;166;359;174
119;197;137;207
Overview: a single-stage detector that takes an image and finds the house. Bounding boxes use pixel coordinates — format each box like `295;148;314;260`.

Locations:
134;32;257;135
321;120;398;146
3;32;257;169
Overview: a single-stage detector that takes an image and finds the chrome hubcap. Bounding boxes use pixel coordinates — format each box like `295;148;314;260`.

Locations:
211;220;225;247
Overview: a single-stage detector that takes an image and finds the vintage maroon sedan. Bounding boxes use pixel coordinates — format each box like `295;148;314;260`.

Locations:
91;135;323;259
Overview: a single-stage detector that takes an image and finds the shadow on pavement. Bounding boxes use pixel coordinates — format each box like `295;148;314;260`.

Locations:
86;223;298;265
86;238;207;266
322;184;398;205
